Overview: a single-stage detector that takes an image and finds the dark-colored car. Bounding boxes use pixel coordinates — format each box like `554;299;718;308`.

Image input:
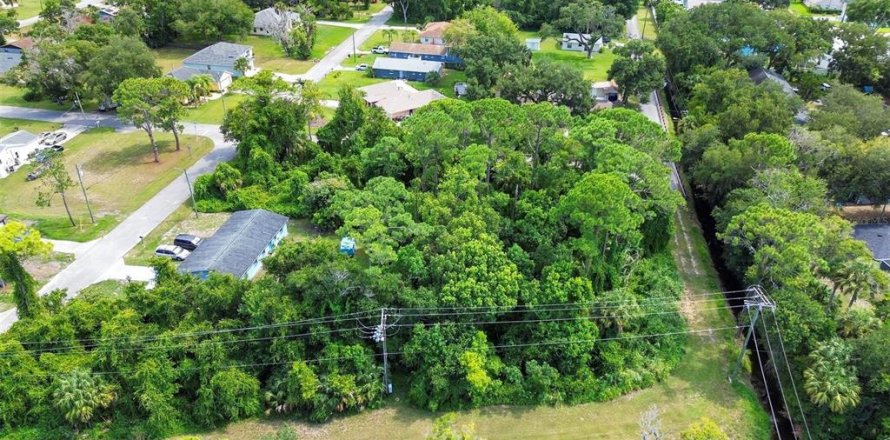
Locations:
50;145;64;153
173;234;202;251
26;167;45;181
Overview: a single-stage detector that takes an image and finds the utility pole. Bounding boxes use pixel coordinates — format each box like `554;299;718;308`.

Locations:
75;164;95;224
730;286;776;381
183;168;198;219
352;33;357;60
371;308;396;394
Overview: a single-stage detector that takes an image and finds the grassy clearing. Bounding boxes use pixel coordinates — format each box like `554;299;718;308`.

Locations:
414;69;468;99
152;47;195;74
237;35;314;75
80;279;127;297
0;84;99;112
317;70;387;99
8;0;42;20
0;128;214;241
637;7;657;40
312;25;356;59
124;204;230;266
519;32;617;81
359;29;419;51
344;2;388;23
182;93;248;124
0;118;61;138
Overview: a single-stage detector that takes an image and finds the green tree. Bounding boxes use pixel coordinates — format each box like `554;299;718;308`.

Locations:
85;36;161;110
856;138;890;219
196;368;262;426
185;74;215;105
608;39;666;104
174;0;254;42
0;222;52;319
831;23;889;88
555;0;624;58
846;0;890;30
498;58;592;115
681;417;729;440
36;157;77;227
428;413;480;440
52;369;116;428
234;56;251;77
810;83;890;140
114;77;190;162
0;10;16;46
804;339;861;413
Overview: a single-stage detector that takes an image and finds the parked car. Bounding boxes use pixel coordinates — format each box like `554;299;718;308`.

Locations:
371;46;388;54
173;234;202;251
35;149;60;163
50;145;64;153
356;64;369;71
155;245;190;261
98;102;118;112
26;167;45;181
40;132;67;146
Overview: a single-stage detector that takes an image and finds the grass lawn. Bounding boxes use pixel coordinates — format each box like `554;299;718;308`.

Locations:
341;52;379;68
0;293;12;312
182;93;248;124
0;128;214;241
637;7;657;40
152;48;194;74
237;35;314;75
312;25;357;59
317;70;387;99
79;279;127;297
789;0;811;15
359;29;419;51
124;204;231;266
344;2;388;23
8;0;42;19
178;199;771;440
414;69;468;99
0;84;99;112
0;118;61;138
518;31;618;81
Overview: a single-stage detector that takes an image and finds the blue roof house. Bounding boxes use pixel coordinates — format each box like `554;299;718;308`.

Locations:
178;209;288;280
182;42;255;78
372;57;444;81
339;237;357;257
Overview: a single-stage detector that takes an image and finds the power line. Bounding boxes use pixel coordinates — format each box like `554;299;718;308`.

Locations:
753;322;783;440
769;308;813;440
759;309;794;439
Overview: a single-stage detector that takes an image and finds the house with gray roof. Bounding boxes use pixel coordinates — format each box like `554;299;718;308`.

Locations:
182;42;254;78
372;57;443;82
804;0;844;11
167;66;233;92
0;51;22;75
178;209;289;280
252;7;300;36
748;67;809;124
853;224;890;270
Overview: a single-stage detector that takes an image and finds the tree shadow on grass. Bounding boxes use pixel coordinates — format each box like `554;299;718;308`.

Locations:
83;139;179;174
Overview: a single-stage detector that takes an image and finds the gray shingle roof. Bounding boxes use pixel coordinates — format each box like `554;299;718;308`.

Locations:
178;209;288;278
0;130;37;154
373;57;443;73
853;224;890;262
183;42;252;69
254;7;300;29
167;66;227;83
0;52;22;75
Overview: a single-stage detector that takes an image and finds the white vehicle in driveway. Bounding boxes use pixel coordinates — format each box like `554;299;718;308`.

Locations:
356;63;369;71
155;245;190;261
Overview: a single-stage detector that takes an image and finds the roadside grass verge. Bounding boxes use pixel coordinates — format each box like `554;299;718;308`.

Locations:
182;94;248;124
0;118;61;138
0;128;213;241
343;2;388;23
9;0;41;20
0;85;99;112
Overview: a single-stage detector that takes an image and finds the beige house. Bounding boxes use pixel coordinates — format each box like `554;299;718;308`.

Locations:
358;80;445;120
420;22;451;45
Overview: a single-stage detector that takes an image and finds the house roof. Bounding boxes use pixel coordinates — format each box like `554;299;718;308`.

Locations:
183;42;252;68
854;224;890;262
254;7;300;29
98;6;119;17
388;42;448;56
0;52;22;75
748;67;796;96
167;66;229;83
0;130;37;154
372;57;443;74
420;21;450;39
593;80;618;91
359;80;445;118
178;209;288;278
1;37;34;51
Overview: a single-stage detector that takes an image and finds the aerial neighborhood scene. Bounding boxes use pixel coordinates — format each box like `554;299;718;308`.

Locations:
1;0;890;438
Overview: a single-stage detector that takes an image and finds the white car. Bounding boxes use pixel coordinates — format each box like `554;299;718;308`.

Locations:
371;46;389;54
356;64;369;71
155;245;190;261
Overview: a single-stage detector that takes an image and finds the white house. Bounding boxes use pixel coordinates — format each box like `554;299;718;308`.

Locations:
804;0;845;11
252;7;300;36
526;38;541;51
182;42;254;78
420;21;450;45
561;33;603;53
0;130;38;179
167;67;233;92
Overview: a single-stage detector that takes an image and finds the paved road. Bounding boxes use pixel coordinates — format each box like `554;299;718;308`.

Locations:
0;106;234;332
301;6;393;82
17;0;107;28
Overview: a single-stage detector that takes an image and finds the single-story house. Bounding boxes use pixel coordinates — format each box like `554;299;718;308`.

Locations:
804;0;844;11
748;67;809;124
182;42;254;78
526;38;541;51
387;41;461;64
167;67;233;92
178;209;289;280
97;6;118;23
853;224;890;270
561;33;603;52
592;80;619;103
0;130;37;179
420;21;450;45
252;7;300;36
371;57;443;82
359;80;446;120
0;37;34;54
0;51;22;75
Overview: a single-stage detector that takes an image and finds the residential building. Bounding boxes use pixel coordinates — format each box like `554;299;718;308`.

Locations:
0;37;34;54
0;130;37;179
420;21;450;45
178;209;289;280
252;7;300;36
592;80;619;104
748;67;809;124
359;80;446;119
97;6;118;23
853;224;890;270
167;67;233;92
182;42;254;78
0;51;21;75
387;42;461;64
561;33;603;53
683;0;723;8
804;0;845;11
371;57;443;82
526;38;541;51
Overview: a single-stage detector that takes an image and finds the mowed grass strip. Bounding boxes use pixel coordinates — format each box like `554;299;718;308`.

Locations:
182;93;248;124
8;0;42;20
519;32;618;82
0;128;214;241
0;118;61;138
0;84;99;112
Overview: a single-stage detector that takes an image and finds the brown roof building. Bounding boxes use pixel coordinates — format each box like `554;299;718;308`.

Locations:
388;42;448;56
420;21;451;45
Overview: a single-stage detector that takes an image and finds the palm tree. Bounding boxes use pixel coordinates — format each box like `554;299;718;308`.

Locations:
53;369;116;429
803;339;861;413
185;74;214;106
234;56;251;77
829;258;888;311
382;29;398;44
